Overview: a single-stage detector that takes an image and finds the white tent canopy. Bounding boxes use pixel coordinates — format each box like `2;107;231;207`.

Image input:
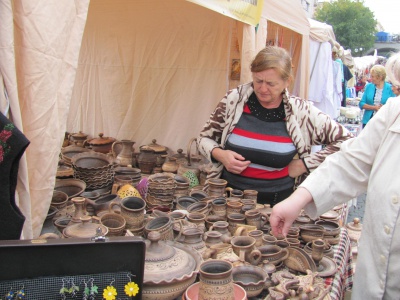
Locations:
1;0;310;237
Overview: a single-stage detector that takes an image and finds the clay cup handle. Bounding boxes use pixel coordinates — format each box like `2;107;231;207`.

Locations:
249;249;262;266
279;248;290;263
109;201;120;213
111;141;122;158
202;248;217;260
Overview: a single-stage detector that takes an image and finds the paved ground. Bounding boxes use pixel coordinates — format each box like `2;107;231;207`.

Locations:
346;192;366;224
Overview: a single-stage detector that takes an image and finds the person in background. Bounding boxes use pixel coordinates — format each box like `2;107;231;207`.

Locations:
269;50;400;300
197;46;353;206
359;64;395;127
355;75;368;95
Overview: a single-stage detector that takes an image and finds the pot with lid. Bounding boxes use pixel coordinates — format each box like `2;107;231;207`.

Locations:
63;215;108;238
142;231;203;300
83;133;116;154
138;139;168;174
69;131;88;147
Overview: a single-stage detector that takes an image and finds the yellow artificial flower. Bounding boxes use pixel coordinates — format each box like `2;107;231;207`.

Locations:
103;286;117;300
124;281;139;297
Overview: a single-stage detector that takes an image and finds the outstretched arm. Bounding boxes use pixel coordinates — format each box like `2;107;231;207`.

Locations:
269;187;314;236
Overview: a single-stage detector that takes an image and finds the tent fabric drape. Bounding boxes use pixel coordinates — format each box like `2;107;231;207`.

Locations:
262;0;310;99
68;0;233;156
1;0;32;239
1;0;90;237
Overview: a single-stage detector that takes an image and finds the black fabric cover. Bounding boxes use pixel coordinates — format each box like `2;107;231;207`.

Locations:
0;113;30;240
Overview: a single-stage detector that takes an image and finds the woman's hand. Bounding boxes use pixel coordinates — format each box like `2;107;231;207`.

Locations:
288;158;307;178
375;103;383;111
211;148;250;174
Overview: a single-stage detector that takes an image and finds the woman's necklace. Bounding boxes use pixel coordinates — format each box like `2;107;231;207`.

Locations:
247;93;285;121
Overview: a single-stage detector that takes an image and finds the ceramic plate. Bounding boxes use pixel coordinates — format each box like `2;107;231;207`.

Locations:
316;256;337;277
320;210;339;219
185;282;246;300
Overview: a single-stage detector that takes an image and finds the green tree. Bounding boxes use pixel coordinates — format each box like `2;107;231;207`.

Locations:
314;0;376;57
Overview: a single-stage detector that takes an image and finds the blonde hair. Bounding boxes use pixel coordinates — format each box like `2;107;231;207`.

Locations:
386;51;400;88
250;46;292;81
370;64;387;81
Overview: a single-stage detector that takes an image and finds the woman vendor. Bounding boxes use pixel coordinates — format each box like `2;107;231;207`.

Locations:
197;46;353;206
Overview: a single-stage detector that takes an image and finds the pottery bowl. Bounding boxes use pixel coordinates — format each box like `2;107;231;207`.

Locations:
299;224;325;243
232;265;268;298
53;216;72;232
54;178;86;200
315;219;341;236
51;190;69;210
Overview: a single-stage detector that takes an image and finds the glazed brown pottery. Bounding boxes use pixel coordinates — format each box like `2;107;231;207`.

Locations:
83;133;116;154
63;215;108;238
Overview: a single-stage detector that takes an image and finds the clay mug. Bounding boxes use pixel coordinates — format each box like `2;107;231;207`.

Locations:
262;234;277;245
243;189;258;200
205;214;226;231
227;213;246;235
286;238;301;248
248;230;264;248
226;201;244;216
187;212;207;232
245;209;267;230
230;236;262;266
207;178;228;197
198;259;234;300
100;211;126;236
211;197;227;218
144;215;174;241
226;187;244;199
109;196;145;229
258;244;289;266
209;221;232;243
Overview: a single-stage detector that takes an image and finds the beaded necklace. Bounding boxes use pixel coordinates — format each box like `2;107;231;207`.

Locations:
247;92;285;121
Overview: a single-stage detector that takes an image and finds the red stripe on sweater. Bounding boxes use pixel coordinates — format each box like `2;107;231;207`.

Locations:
241;166;289;179
232;127;293;143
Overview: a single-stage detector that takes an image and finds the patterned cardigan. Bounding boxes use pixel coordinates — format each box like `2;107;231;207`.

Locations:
197;82;353;187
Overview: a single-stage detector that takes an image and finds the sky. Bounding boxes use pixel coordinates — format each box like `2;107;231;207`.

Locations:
362;0;399;34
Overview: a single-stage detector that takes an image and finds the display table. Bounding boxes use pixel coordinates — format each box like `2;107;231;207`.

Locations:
324;227;354;300
254;226;354;300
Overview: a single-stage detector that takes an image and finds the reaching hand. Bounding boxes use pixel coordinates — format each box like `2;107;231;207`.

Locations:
269;187;313;236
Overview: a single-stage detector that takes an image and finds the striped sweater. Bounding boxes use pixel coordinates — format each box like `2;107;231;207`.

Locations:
197;82;353;187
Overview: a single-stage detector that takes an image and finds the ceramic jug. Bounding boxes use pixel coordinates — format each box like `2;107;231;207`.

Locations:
112;140;135;167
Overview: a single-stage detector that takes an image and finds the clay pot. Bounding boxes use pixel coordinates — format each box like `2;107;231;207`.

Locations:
68;131;88;147
245;209;267;230
211;197;227;218
83;133;116;154
203;231;224;248
207;178;228;197
209;221;232;244
162;156;179;173
243;189;258;200
54;178;86;201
